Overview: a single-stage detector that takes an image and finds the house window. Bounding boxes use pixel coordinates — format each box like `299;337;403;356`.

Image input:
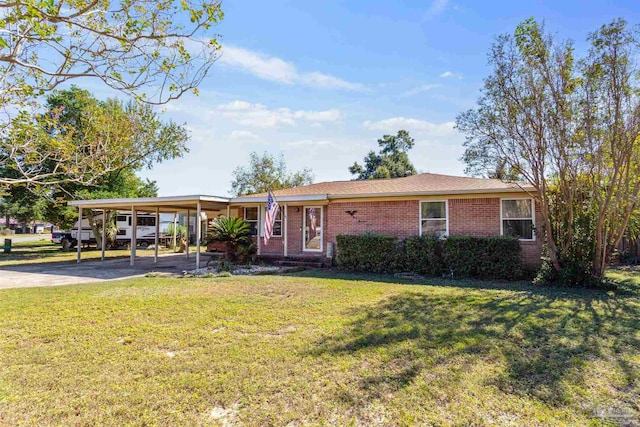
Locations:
244;207;258;236
501;199;534;240
261;208;282;237
273;210;282;237
420;201;448;238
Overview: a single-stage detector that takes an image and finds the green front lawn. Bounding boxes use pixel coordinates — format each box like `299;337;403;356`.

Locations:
0;270;638;426
0;240;176;267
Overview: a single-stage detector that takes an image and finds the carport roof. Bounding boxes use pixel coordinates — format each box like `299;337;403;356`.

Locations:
68;195;231;212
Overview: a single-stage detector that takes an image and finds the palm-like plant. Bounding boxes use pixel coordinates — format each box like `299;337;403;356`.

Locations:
206;217;252;261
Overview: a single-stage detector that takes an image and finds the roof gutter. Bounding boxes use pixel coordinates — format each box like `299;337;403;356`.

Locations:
328;186;534;200
68;194;231;207
230;194;329;204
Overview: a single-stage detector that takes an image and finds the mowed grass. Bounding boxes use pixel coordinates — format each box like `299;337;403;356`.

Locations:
0;270;638;426
0;239;175;267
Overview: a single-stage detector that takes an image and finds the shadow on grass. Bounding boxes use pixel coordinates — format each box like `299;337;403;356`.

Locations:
287;268;639;300
306;270;639;417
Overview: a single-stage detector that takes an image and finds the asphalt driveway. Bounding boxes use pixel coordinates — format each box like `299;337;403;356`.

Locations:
0;254;200;289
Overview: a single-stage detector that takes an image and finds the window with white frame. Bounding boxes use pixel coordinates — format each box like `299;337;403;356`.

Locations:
420;201;447;238
259;207;282;237
244;207;258;236
501;199;534;240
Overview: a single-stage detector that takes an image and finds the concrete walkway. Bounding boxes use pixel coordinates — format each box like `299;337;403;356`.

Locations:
0;254;203;290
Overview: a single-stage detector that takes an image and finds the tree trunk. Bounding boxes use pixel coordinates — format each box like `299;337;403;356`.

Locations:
85;210;102;250
225;241;237;261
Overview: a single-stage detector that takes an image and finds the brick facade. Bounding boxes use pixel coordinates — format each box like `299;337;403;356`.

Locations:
236;196;542;267
448;198;501;236
325;200;419;244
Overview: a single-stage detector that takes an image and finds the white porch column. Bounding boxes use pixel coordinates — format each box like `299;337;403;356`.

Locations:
76;205;82;263
186;209;190;259
154;207;159;264
256;204;261;255
131;207;137;266
101;210;106;262
226;205;230;218
172;213;177;249
284;204;288;258
196;201;201;269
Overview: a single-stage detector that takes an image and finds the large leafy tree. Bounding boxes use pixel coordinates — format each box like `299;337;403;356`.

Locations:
349;130;417;180
33;87;188;246
0;184;47;231
0;0;223;188
456;18;640;284
230;152;314;197
0;0;223;107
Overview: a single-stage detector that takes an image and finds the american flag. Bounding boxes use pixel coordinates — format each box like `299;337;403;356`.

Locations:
263;191;280;245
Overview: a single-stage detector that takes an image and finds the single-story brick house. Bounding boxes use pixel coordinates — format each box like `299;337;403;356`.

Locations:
230;173;542;267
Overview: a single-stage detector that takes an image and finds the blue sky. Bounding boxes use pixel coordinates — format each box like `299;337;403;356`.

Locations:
135;0;639;196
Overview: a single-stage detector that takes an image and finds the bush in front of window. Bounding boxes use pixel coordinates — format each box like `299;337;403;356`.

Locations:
400;236;444;276
442;236;523;280
336;234;524;280
336;234;399;273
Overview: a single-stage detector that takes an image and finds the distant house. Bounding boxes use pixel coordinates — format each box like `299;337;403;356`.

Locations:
231;173;542;267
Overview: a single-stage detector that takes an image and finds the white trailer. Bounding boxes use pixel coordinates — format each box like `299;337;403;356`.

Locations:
68;212;161;248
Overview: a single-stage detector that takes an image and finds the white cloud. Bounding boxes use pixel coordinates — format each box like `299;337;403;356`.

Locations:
229;130;259;140
300;72;368;91
403;83;441;96
217;101;343;128
424;0;449;20
440;71;463;79
363;117;458;137
220;45;366;91
220;46;298;84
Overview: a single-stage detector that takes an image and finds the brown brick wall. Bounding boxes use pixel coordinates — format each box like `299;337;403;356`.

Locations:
238;197;542;266
448;198;501;236
325;201;419;244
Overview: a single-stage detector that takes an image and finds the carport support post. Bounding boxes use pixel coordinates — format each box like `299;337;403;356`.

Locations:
154;207;159;264
101;210;106;262
196;201;201;269
186;209;190;259
131;207;137;266
76;205;82;263
172;213;177;249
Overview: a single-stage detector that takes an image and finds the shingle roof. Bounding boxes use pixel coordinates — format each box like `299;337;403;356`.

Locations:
246;173;531;199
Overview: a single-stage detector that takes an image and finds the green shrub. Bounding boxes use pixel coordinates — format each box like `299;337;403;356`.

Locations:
400;236;443;276
442;236;523;280
337;233;524;281
206;217;252;261
336;234;399;273
533;257;558;286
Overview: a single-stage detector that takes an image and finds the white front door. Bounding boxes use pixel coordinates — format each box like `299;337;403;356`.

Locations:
303;206;323;252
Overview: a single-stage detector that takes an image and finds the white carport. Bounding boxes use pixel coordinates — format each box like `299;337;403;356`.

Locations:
68;195;230;269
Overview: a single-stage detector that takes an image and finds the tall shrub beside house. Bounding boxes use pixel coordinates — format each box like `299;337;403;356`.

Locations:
336;234;399;273
401;236;444;276
336;233;522;280
442;236;522;280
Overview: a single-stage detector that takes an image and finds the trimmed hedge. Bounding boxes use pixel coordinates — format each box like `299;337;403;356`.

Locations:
442;236;522;280
336;233;523;280
401;236;443;276
336;234;399;273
